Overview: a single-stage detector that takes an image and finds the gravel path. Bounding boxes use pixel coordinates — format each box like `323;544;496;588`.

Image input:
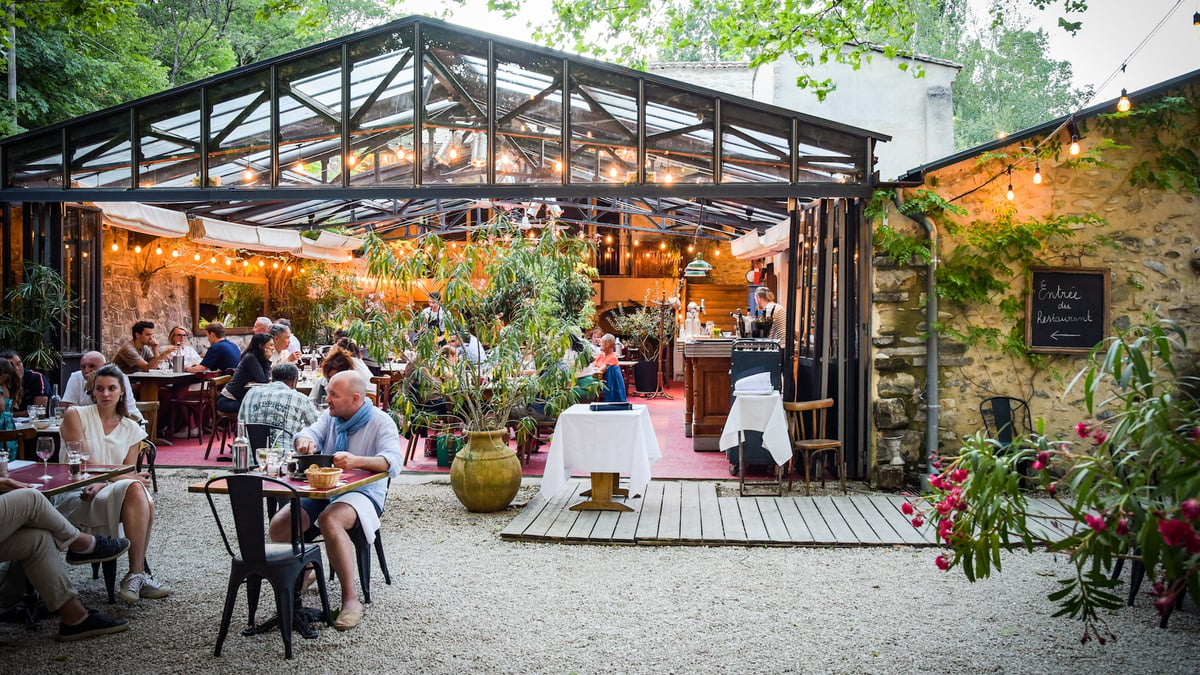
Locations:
2;470;1197;673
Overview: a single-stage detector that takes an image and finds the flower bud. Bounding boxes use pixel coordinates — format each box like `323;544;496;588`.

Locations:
901;502;914;516
1181;498;1200;522
911;517;924;528
1075;422;1090;438
1116;518;1129;536
935;554;950;571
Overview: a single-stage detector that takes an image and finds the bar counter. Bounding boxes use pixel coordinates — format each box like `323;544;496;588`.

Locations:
682;338;733;451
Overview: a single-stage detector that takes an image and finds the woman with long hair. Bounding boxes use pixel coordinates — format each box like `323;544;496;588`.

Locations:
58;364;171;604
217;333;273;414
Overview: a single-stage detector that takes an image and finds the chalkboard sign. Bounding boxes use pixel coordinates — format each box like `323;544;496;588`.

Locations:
1026;267;1109;353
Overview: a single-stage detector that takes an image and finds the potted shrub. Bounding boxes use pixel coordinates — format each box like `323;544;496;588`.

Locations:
610;289;678;393
345;216;596;512
0;261;75;373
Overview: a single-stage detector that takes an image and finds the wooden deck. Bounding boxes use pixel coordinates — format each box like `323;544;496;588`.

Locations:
501;480;1071;547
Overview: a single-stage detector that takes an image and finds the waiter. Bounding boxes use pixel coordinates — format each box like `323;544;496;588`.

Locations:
754;287;786;342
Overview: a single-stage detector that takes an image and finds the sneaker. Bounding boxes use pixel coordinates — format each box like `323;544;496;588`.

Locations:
56;609;129;642
65;536;130;566
137;574;173;600
118;572;174;604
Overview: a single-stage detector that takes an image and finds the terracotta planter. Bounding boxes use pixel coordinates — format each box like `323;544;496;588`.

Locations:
450;429;522;512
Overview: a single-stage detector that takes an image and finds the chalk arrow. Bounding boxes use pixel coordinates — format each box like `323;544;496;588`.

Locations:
1051;331;1081;340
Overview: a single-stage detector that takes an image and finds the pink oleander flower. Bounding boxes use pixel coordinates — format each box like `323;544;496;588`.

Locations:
1158;519;1200;553
1191;427;1200;442
950;468;968;483
911;517;925;528
1084;513;1107;533
935;555;950;571
901;502;914;516
1032;460;1044;471
1075;422;1090;438
1181;498;1200;522
1047;482;1058;497
929;473;945;490
1092;430;1107;444
936;500;953;516
1116;518;1130;536
1037;451;1050;465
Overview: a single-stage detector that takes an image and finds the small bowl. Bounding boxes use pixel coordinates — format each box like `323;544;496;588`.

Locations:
294;454;333;472
305;466;343;489
32;419;51;430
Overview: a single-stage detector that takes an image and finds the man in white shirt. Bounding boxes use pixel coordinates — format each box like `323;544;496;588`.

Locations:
61;351;144;423
277;317;302;354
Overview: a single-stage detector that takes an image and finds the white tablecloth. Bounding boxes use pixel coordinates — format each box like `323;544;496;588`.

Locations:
539;403;662;499
719;392;792;466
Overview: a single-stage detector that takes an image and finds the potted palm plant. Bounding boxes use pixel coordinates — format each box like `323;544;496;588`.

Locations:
346;216;596;512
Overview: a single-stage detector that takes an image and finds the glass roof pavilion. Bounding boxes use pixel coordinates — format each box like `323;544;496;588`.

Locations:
0;16;888;240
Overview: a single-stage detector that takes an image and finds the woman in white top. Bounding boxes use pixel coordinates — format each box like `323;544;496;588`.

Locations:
58;364;172;605
167;325;202;368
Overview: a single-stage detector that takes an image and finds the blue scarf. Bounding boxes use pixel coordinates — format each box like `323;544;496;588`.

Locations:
331;400;374;455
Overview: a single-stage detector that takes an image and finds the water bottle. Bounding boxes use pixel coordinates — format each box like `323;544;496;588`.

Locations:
231;421;251;473
48;384;61;418
614;337;623;358
173;353;184;372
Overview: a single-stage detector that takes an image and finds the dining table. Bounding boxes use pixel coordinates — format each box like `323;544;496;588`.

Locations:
126;370;199;403
719;390;791;496
540;403;661;511
7;461;135;495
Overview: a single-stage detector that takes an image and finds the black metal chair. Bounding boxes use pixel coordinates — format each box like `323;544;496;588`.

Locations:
245;423;294;458
205;474;332;659
979;396;1033;474
93;440;157;603
304;486;393;605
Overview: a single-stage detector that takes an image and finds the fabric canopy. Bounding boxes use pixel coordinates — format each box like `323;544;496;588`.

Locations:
95;202;189;238
188;216;263;249
729;218;790;260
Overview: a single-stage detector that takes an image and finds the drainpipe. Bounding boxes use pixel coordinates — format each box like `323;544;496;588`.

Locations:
890;192;939;492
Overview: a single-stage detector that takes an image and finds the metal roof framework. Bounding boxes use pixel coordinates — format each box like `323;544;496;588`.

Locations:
0;16;888;240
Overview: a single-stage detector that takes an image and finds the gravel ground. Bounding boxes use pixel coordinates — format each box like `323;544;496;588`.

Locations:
3;469;1198;674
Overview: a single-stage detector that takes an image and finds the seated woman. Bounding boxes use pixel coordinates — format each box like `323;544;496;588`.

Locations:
309;346;355;405
217;333;273;415
0;359;20;459
58;364;172;604
334;338;378;394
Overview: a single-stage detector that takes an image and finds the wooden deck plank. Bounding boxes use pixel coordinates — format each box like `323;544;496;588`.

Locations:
809;497;858;544
1024;499;1072;542
544;481;587;540
499;493;552;539
739;498;771;543
824;496;883;544
521;479;584;539
1029;497;1072;519
757;498;792;543
698;483;724;543
634;481;666;540
566;509;601;540
656;482;683;541
590;509;621;542
717;497;746;541
879;495;937;544
773;497;811;542
679;482;704;542
849;495;924;545
793;497;838;544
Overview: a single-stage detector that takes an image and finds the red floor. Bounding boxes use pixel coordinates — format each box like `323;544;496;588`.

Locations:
153;383;736;480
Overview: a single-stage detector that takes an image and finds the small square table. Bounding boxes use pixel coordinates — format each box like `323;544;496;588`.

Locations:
187;468;386;500
8;462;135;496
719;391;791;496
540;403;661;511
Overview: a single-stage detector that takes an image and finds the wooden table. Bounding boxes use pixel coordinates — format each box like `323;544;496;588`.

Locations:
187;467;386;500
540;403;662;512
8;462;134;496
126;370;198;403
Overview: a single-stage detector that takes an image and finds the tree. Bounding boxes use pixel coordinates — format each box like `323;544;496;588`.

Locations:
484;0;1090;101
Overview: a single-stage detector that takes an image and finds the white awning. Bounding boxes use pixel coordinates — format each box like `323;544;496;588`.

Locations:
309;231;364;250
95;202;189;238
255;227;304;252
729;218;790;259
188;216;262;249
297;241;356;262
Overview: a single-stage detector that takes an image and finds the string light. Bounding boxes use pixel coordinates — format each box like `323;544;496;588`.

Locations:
171;249;180;258
1005;166;1015;201
272;261;279;269
155;246;163;256
1067;119;1082;156
1032;161;1043;185
1117;88;1131;112
224;257;232;266
134;245;142;254
258;258;265;267
243;260;249;268
111;242;119;252
210;256;217;263
242;167;254;182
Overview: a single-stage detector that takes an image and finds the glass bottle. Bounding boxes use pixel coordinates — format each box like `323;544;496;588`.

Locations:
48;384;61;418
231;421;251;473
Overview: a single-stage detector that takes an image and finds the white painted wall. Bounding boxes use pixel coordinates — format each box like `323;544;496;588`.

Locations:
650;51;960;180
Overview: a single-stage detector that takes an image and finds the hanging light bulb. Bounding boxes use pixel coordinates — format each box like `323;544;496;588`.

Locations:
134;245;142;254
258;258;265;267
1067;119;1082;156
687;243;694;253
225;257;232;266
1005;166;1015;201
1117;88;1131;113
155;245;163;256
659;241;667;250
172;249;180;258
608;166;618;179
272;261;279;269
605;234;613;245
286;264;293;272
1032;161;1043;185
553;159;563;173
713;248;720;257
633;239;639;247
243;260;249;268
111;242;119;252
210;256;217;263
346;153;358;168
242;167;255;182
193;253;201;262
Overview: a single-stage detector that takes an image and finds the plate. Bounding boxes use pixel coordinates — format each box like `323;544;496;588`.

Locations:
296;480;348;490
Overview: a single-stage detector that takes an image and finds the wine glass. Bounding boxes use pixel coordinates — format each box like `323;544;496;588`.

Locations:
255;447;271;472
76;440;90;474
36;437;54;481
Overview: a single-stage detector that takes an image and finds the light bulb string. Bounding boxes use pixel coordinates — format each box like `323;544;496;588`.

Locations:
946;0;1185;204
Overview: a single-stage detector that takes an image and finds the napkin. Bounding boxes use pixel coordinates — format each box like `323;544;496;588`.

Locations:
733;372;774;394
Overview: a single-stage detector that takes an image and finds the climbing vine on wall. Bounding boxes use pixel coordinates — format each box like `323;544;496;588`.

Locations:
1092;95;1200;195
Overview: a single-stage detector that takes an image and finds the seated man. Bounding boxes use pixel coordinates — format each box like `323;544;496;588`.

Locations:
186;321;241;374
269;371;401;631
276;318;302;355
0;350;48;412
238;363;319;442
269;323;300;365
0;482;131;641
61;351;144;424
112;321;177;374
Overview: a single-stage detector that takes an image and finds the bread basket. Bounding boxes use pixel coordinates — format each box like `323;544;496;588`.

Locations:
305;465;343;489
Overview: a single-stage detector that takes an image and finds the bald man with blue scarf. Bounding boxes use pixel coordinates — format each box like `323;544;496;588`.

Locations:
268;370;402;631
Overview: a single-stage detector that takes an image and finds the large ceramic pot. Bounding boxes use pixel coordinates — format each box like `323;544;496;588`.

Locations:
450;429;522;512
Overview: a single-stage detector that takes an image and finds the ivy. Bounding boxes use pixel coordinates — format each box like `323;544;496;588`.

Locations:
1088;95;1200;194
874;221;932;265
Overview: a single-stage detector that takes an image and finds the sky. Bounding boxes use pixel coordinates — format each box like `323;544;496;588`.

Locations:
444;0;1200;104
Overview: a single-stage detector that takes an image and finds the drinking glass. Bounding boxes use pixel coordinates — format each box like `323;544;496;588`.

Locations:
28;405;43;420
265;450;282;478
255;447;271;472
36;437;54;481
302;345;312;355
77;440;90;474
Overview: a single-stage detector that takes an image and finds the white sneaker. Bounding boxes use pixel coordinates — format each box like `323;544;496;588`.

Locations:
137;573;173;599
118;573;143;604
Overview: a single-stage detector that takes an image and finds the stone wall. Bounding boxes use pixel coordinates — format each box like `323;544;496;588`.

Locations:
869;82;1200;487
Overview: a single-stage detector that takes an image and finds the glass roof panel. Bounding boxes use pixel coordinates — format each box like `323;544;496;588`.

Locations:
569;64;638;184
5;131;62;189
720;102;790;184
645;83;714;185
137;91;202;189
421;25;488;185
277;47;344;187
206;68;272;189
347;27;416;186
493;44;562;185
68;115;130;189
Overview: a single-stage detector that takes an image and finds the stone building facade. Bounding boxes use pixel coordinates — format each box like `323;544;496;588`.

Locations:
868;75;1200;487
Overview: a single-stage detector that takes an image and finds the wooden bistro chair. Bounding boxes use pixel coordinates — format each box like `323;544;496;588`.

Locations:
784;399;846;495
205;375;235;460
0;426;37;460
369;376;392;412
135;401;161;446
170;373;217;443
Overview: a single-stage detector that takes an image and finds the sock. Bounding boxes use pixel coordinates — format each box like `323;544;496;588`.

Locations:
78;536;96;554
